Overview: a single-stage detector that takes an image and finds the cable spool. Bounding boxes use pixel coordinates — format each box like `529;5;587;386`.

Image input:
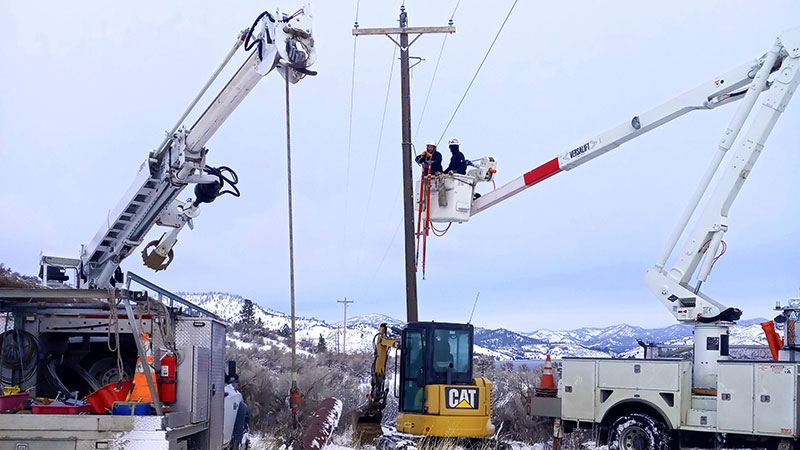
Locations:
0;330;38;386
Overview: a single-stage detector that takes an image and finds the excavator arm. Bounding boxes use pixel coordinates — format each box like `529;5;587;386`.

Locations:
353;323;400;445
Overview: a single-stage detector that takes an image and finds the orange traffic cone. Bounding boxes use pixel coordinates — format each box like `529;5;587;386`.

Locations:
535;355;558;397
129;332;158;402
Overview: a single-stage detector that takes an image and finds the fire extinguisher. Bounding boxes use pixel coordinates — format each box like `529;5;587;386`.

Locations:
159;352;176;402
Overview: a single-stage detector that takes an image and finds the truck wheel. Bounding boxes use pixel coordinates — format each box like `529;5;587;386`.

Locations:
608;413;671;450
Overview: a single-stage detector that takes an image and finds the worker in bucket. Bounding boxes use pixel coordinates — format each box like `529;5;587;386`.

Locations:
415;141;443;176
444;138;468;175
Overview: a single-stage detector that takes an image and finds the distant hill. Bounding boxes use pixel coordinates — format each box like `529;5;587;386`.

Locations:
181;291;769;360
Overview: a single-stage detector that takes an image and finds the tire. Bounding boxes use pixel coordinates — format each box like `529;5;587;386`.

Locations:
608;413;672;450
87;357;132;385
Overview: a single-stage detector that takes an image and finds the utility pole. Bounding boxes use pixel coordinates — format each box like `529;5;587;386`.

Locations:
353;6;455;323
337;298;354;354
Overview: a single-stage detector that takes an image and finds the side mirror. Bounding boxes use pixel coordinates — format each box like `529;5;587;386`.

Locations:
225;360;239;385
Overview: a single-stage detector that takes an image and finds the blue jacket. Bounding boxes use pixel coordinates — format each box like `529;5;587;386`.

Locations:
445;148;468;174
416;150;443;175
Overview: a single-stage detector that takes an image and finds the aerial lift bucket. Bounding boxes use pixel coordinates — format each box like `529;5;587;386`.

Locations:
414;174;475;223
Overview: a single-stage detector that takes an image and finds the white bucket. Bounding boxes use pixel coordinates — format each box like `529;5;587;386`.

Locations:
414;174;475;223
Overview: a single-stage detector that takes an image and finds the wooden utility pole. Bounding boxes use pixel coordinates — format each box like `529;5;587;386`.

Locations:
353;6;455;323
337;298;354;354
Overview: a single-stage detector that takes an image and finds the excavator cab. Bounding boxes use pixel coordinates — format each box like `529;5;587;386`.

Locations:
397;322;495;438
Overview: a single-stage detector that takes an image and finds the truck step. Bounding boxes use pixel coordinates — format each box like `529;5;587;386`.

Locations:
690;394;717;411
686;408;716;428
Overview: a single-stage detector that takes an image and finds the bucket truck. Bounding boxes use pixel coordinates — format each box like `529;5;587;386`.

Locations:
421;27;800;449
1;5;316;449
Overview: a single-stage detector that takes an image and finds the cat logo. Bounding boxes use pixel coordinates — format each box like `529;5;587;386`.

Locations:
445;387;479;409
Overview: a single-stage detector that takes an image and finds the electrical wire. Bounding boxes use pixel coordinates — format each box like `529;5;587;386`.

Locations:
437;0;519;146
414;34;448;142
413;0;462;142
371;217;404;284
700;238;728;269
244;11;275;60
449;0;462;21
344;2;361;299
712;240;727;267
430;222;452;237
357;46;399;272
203;165;241;198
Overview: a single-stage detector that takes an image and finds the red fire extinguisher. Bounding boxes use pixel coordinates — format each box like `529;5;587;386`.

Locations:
159;352;176;402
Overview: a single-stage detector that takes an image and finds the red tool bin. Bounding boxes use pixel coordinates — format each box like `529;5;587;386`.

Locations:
32;404;92;415
0;393;29;412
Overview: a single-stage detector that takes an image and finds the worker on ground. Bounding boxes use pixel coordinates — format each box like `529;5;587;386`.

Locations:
444;138;468;175
415;141;443;176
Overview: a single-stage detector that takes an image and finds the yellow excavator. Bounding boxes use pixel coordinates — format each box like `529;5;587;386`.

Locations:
353;321;495;446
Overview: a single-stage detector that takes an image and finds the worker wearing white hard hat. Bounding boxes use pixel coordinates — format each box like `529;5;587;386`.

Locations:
444;138;468;174
415;141;443;175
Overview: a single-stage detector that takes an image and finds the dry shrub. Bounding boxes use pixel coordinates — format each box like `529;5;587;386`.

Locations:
228;332;557;446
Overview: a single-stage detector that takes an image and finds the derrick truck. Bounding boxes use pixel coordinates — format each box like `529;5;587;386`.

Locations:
0;5;316;449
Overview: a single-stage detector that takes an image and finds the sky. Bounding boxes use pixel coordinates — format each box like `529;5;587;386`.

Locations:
1;2;799;332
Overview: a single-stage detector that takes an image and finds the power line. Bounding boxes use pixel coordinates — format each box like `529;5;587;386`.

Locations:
344;0;361;297
414;34;448;141
413;0;462;142
449;0;462;21
370;216;403;285
437;0;518;146
359;46;398;249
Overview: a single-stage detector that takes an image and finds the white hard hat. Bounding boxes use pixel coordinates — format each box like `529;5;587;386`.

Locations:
449;138;459;146
426;141;436;147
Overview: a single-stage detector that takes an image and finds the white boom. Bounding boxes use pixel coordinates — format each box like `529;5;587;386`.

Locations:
45;6;317;289
471;27;800;327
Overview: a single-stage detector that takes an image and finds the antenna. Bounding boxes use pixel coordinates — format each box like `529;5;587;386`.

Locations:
467;291;480;324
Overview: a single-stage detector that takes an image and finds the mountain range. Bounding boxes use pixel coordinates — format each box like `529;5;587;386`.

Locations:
181;292;769;360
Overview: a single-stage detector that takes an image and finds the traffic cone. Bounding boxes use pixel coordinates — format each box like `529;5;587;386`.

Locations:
129;332;158;402
535;355;557;397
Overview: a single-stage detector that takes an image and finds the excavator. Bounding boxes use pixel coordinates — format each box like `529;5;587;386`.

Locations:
354;322;495;447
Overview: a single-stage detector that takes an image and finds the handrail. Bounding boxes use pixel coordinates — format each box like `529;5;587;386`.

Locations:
125;272;219;320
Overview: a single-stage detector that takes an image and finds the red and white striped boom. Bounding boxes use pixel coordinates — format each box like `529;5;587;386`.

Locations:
470;57;768;216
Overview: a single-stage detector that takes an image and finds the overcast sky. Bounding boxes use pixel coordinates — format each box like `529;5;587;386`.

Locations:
2;2;799;332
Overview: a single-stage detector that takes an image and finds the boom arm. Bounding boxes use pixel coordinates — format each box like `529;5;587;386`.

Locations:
354;323;400;443
471;57;768;216
73;6;316;289
469;28;800;324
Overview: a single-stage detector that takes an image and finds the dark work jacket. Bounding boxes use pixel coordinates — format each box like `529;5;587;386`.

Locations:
415;150;443;175
445;148;468;174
